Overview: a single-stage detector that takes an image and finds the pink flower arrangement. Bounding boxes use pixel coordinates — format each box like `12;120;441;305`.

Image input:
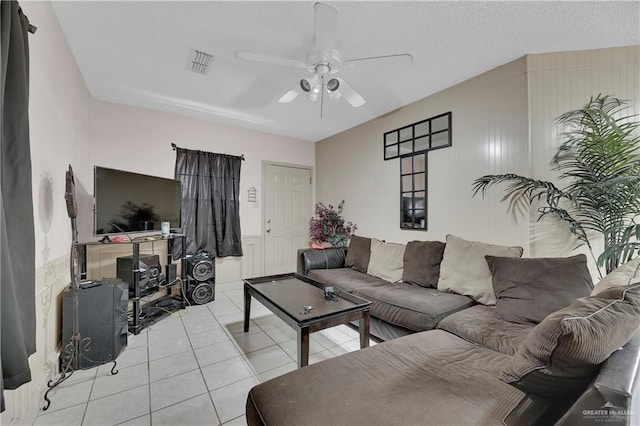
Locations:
309;200;357;247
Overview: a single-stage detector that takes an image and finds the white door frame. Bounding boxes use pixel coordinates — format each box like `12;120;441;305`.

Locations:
262;160;314;275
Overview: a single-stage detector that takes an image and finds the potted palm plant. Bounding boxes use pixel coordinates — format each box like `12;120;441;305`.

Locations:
472;95;640;277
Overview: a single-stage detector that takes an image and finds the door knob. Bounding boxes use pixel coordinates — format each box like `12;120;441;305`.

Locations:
266;228;271;233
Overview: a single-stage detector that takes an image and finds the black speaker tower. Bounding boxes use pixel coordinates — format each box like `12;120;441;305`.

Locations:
185;252;215;305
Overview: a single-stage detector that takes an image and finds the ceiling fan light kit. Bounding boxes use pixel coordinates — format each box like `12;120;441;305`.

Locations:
234;2;412;115
326;78;339;92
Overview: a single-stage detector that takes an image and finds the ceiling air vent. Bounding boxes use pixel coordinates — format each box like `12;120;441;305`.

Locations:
186;48;214;75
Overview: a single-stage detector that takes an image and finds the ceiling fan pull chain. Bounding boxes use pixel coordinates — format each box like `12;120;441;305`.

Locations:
320;77;325;119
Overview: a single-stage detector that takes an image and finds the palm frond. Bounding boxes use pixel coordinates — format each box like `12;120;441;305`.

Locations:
473;95;640;274
472;174;571;207
536;206;590;248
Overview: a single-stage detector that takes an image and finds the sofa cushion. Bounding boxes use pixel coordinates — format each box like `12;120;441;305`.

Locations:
501;283;640;397
246;330;526;426
344;235;372;274
591;257;640;295
354;283;474;332
402;240;446;288
486;254;593;325
437;235;523;305
367;239;406;283
308;268;388;293
437;305;533;356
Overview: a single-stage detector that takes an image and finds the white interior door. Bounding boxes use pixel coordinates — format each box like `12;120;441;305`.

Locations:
264;163;312;275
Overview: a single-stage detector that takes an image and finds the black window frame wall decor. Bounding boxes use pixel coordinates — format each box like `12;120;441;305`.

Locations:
383;112;452;231
400;152;427;230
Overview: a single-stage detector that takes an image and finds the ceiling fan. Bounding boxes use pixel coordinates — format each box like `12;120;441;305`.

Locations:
234;2;413;115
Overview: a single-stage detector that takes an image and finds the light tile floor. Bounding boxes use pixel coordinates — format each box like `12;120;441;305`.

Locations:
34;280;376;426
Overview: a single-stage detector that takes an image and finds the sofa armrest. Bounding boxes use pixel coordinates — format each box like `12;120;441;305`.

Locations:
555;330;640;425
297;248;347;276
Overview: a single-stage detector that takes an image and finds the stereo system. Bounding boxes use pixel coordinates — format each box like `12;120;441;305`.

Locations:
62;278;128;369
185;252;215;305
116;254;161;296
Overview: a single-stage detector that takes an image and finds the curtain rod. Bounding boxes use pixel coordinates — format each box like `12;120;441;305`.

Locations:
171;143;245;161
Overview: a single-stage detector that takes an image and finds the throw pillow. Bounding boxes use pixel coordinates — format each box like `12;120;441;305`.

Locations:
591;257;640;296
486;254;593;325
402;240;446;288
367;238;406;283
501;283;640;397
437;235;523;305
344;235;372;274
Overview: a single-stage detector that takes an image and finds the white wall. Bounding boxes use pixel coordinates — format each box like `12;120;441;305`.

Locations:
88;100;315;281
316;45;640;281
88;100;314;238
316;58;531;250
2;1;91;423
527;46;640;278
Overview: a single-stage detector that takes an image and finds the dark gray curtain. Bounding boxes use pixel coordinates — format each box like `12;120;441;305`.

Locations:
174;148;243;257
0;1;36;412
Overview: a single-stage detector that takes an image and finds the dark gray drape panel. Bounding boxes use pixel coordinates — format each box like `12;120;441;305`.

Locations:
0;0;36;411
174;148;243;257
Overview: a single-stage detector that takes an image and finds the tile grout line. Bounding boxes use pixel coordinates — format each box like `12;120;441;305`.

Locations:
146;328;153;426
209;287;268;423
183;306;224;426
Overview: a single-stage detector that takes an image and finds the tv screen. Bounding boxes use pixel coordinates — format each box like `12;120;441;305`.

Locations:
94;166;182;235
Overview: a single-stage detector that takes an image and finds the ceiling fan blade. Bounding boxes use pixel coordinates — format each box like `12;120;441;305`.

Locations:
278;84;303;103
234;50;306;69
343;53;413;71
337;78;365;107
314;2;339;54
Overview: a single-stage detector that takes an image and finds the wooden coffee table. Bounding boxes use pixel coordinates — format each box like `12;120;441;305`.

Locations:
243;273;371;368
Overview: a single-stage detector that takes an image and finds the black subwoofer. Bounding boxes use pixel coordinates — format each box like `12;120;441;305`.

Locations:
62;278;128;369
187;281;215;305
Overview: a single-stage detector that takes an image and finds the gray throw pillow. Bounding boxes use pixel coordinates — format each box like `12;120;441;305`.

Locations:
402;240;446;288
486;254;593;325
344;235;371;274
501;283;640;397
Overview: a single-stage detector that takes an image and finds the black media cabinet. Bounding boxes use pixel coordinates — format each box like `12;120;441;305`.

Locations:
78;234;187;335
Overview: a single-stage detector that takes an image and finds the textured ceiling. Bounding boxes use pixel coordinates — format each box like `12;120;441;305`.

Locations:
52;1;640;142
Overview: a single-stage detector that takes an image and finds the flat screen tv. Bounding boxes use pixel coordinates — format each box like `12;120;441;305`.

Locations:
94;166;182;236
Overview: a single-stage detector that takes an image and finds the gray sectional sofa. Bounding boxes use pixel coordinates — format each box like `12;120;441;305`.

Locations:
248;235;640;425
297;244;474;341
